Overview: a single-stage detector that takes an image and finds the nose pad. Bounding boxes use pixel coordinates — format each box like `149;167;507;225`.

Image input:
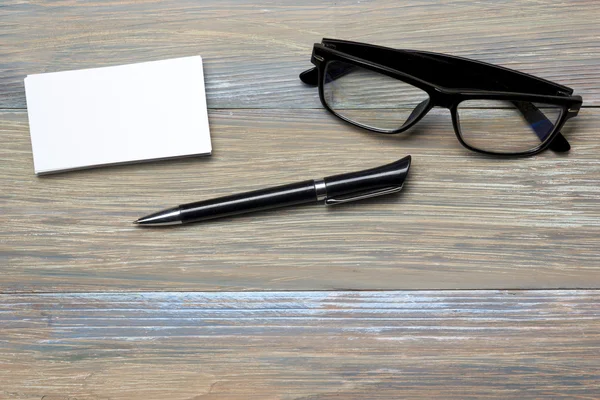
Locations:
405;99;430;125
430;88;458;109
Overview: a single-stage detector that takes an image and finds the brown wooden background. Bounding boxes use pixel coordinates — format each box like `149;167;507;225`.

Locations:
1;1;599;398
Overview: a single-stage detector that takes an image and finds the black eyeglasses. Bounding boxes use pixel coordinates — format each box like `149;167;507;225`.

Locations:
300;39;582;156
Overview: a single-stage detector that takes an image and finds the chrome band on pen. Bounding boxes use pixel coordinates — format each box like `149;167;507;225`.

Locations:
313;178;328;201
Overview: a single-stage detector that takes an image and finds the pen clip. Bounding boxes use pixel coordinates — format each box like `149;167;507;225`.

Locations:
325;185;403;206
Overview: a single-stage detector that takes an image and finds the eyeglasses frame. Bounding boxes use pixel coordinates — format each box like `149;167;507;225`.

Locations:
300;39;582;157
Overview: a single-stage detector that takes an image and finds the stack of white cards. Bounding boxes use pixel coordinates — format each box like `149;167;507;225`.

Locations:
24;56;212;174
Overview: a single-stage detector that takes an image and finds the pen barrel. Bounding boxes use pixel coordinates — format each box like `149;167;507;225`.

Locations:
323;155;411;199
179;180;317;223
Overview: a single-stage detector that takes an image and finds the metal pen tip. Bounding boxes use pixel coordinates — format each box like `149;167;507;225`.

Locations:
133;207;183;226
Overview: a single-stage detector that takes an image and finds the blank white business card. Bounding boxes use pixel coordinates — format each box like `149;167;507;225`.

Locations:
24;56;211;174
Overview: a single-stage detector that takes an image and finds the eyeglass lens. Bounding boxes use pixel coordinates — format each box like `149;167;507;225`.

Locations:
323;60;430;133
456;100;562;153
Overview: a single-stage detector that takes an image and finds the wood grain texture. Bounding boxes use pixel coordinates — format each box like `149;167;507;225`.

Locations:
2;109;600;292
1;290;599;399
1;0;599;109
2;1;600;398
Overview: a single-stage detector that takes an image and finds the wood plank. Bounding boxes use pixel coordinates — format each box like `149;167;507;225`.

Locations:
1;290;598;399
2;109;599;292
1;0;598;109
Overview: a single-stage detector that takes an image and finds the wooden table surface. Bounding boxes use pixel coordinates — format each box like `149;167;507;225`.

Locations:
1;1;599;398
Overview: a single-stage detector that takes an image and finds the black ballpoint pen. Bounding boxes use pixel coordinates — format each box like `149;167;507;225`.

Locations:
134;155;411;226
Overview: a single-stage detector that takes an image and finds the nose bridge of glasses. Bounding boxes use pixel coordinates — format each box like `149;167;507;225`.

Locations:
428;87;459;109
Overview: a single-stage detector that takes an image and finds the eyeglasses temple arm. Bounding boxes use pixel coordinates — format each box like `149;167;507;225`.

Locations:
299;67;318;86
512;101;571;152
